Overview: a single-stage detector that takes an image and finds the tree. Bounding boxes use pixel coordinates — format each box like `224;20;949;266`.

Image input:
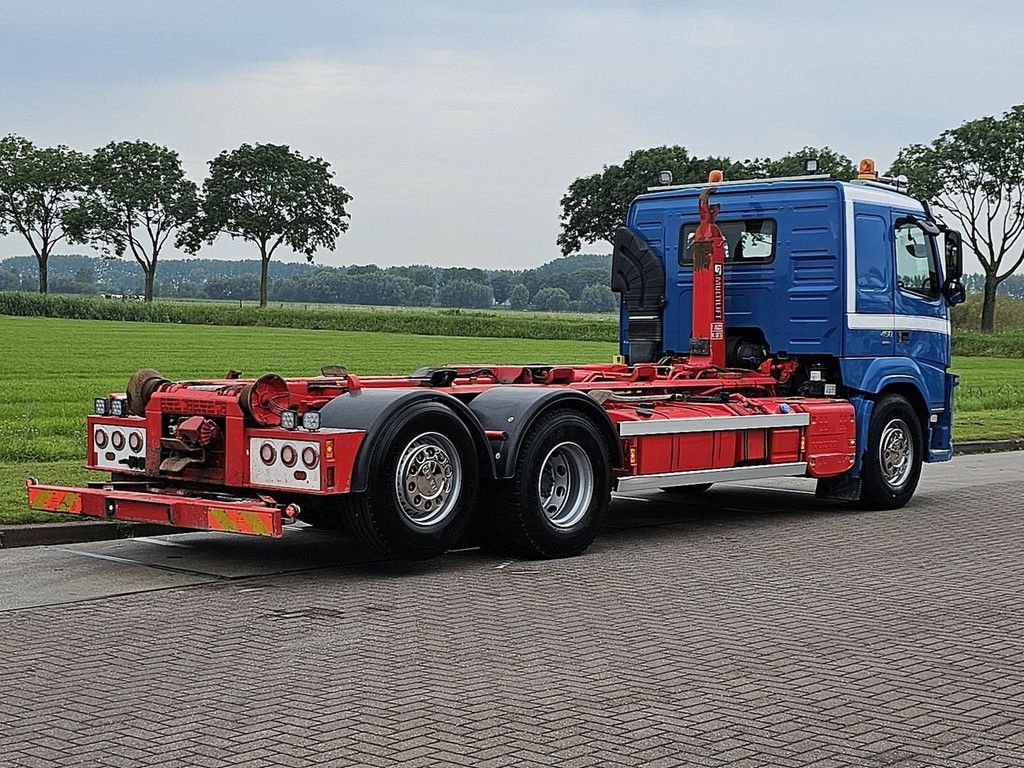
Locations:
437;279;493;308
891;105;1024;331
67;141;198;302
579;283;616;313
489;271;515;304
379;275;414;306
558;146;742;255
444;266;489;285
410;284;435;306
533;286;571;312
0;135;87;293
744;146;856;180
0;268;21;291
508;283;530;310
539;267;608;300
205;274;260;301
557;146;859;257
192;143;351;307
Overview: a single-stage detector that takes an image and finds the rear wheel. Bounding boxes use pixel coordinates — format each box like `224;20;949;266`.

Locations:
479;409;611;559
345;403;479;559
857;394;923;510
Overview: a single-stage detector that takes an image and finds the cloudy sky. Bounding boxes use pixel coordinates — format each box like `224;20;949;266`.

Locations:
2;0;1023;270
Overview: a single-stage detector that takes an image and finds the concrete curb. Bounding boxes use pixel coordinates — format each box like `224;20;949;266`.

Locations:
0;521;180;549
954;439;1024;456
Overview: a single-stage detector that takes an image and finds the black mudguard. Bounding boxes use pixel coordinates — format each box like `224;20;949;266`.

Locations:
611;226;666;363
319;389;494;492
467;387;622;478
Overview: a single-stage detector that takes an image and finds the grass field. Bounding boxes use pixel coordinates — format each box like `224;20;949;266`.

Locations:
1;315;1021;524
6;292;1024;357
0;316;614;523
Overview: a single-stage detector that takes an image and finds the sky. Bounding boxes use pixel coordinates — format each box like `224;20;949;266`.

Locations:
2;0;1023;271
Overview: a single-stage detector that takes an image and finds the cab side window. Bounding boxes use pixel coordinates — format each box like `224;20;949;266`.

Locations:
894;222;939;298
679;219;776;265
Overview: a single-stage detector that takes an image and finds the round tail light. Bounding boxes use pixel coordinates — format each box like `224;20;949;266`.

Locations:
94;429;108;449
281;444;297;467
111;431;126;450
259;442;276;465
301;446;319;469
128;432;143;453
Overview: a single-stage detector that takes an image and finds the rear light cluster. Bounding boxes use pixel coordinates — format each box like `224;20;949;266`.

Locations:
92;423;146;472
258;441;319;470
249;437;324;491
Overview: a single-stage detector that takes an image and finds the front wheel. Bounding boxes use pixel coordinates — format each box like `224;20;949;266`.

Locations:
857;394;923;510
479;409;611;559
345;403;479;560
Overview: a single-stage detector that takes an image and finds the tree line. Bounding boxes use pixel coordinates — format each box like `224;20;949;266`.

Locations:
0;137;349;306
0;253;620;313
4;103;1023;329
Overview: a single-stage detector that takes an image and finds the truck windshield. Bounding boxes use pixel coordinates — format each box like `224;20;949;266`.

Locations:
679;219;776;265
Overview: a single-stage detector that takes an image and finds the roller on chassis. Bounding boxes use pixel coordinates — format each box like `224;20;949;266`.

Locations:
28;162;963;560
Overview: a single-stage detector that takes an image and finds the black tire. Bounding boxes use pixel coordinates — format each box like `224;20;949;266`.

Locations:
660;483;713;495
857;394;923;510
479;409;611;559
344;402;480;560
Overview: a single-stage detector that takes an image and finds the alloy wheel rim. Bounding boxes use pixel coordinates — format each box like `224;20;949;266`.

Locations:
537;441;594;529
879;418;913;487
395;432;462;527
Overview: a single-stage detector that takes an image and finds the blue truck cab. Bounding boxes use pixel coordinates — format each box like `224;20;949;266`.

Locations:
613;170;966;495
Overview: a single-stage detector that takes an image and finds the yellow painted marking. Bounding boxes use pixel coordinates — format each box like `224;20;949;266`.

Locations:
57;492;81;513
207;507;272;536
30;490;52;510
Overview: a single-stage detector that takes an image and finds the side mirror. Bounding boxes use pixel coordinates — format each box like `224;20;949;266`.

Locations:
943;279;966;306
944;229;964;281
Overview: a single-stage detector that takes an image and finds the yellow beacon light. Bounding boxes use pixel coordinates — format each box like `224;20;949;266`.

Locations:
708;169;724;183
857;158;877;180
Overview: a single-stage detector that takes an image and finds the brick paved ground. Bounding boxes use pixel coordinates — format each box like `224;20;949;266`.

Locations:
2;480;1024;767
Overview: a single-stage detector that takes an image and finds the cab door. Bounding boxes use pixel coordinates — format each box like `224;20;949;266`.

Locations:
891;214;950;407
848;209;895;358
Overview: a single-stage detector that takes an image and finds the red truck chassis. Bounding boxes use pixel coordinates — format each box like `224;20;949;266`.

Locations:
28;186;859;560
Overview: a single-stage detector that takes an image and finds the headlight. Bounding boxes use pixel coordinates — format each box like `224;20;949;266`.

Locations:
302;411;321;431
110;397;127;417
280;409;298;430
94;397;109;416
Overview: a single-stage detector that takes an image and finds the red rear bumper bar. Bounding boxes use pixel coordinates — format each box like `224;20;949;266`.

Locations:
25;479;284;538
